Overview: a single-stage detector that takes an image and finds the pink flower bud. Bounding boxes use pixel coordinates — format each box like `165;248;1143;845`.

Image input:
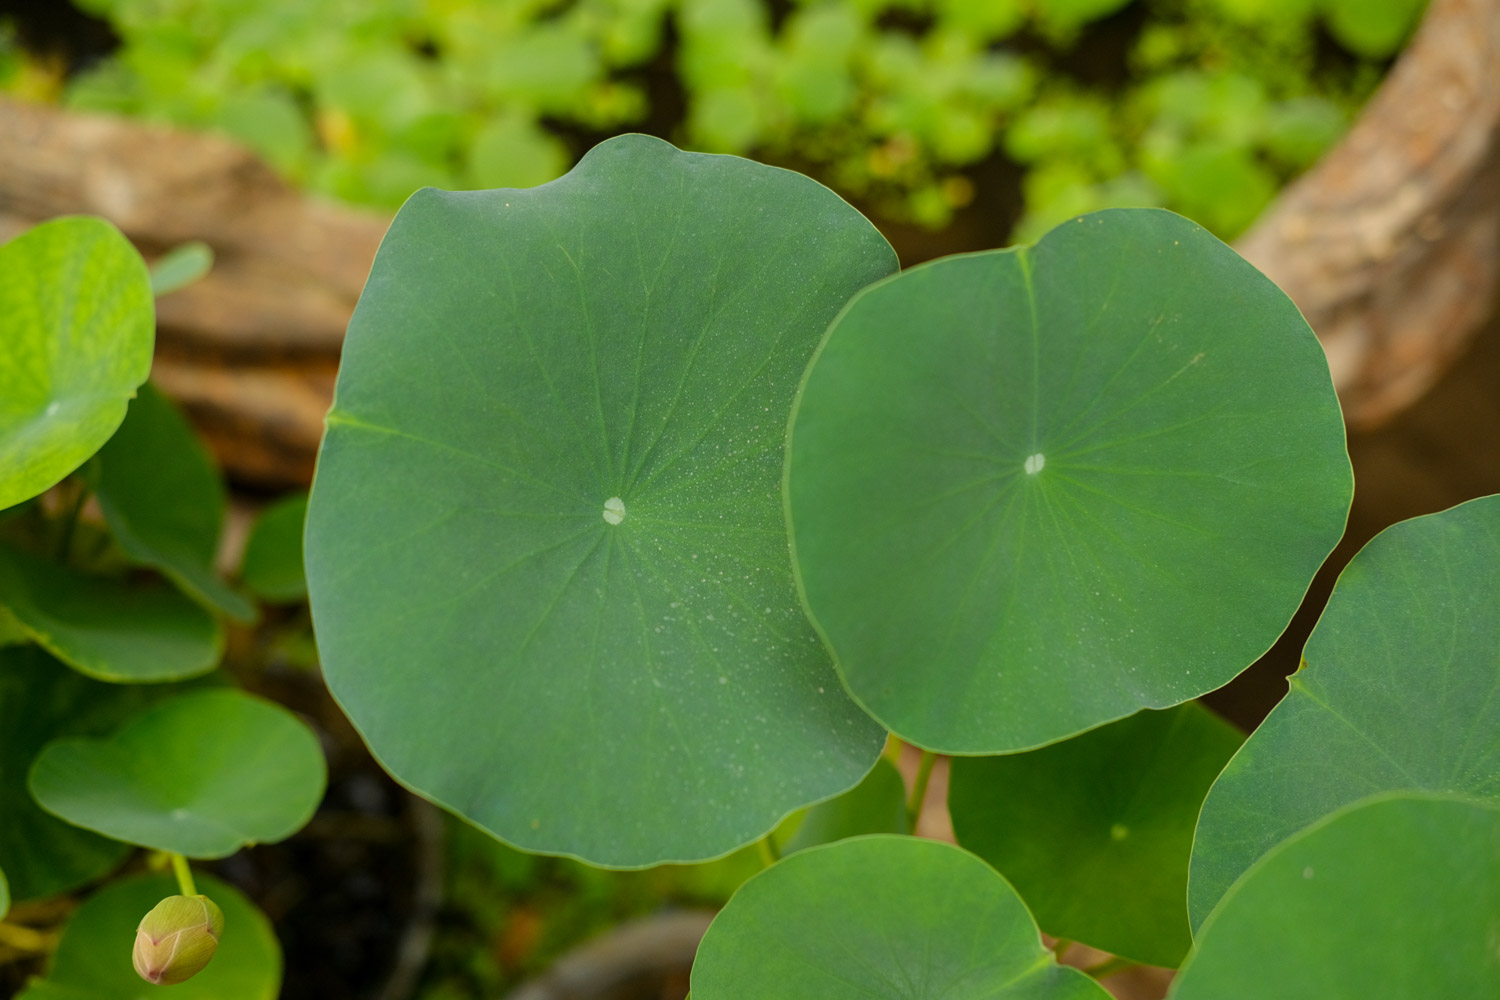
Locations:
132;894;224;985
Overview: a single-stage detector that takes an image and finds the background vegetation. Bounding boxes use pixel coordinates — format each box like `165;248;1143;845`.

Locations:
2;0;1424;239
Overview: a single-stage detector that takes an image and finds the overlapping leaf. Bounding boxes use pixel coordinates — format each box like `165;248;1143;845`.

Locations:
950;703;1242;966
1173;794;1500;999
1189;495;1500;926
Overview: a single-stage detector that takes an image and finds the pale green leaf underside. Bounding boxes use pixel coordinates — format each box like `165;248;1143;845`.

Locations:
787;209;1352;752
691;835;1111;1000
306;134;895;866
17;873;280;1000
1172;794;1500;999
950;703;1242;967
1188;495;1500;927
0;217;153;511
29;689;326;858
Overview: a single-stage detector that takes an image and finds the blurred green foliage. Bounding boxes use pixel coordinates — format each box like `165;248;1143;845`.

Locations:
8;0;1424;240
425;814;775;996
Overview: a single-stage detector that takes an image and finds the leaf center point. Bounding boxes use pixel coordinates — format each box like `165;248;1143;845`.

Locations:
602;497;626;525
1024;453;1045;475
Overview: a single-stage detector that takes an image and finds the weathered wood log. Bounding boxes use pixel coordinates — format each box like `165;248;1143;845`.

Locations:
0;100;383;486
501;911;712;1000
1236;0;1500;427
1;0;1496;486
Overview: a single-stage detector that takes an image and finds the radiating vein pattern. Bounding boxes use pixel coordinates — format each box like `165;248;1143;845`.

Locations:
305;135;895;865
786;209;1352;752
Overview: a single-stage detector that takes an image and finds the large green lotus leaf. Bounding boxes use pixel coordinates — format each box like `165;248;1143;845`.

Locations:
0;647;149;902
949;703;1242;968
238;492;308;603
0;542;221;683
29;689;326;858
691;835;1111;999
1172;794;1500;999
17;872;280;1000
1188;495;1500;927
305;134;895;866
786;208;1351;753
92;383;255;622
0;217;154;511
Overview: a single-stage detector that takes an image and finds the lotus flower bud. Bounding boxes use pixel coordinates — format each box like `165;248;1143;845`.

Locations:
132;894;224;985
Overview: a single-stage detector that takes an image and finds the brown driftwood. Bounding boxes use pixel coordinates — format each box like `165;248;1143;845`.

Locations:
1237;0;1500;427
0;99;384;486
0;0;1496;486
501;911;712;1000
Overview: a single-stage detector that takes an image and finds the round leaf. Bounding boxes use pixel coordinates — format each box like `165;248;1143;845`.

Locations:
691;835;1111;1000
18;872;280;1000
786;208;1351;753
305;134;895;866
238;492;308;603
0;542;221;683
1172;794;1500;999
29;689;327;858
93;383;255;622
0;216;154;511
0;647;149;902
950;703;1242;967
1188;495;1500;927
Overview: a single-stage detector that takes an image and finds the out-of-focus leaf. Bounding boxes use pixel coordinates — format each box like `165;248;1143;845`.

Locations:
1323;0;1426;59
148;242;214;298
466;114;570;190
93;383;255;622
238;493;308;604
